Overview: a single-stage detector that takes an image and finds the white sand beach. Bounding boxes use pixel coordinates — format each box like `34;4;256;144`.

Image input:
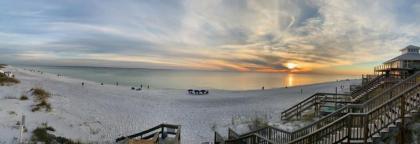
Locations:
0;66;360;143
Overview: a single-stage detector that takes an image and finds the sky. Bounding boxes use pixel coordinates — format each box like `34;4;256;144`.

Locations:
1;0;420;75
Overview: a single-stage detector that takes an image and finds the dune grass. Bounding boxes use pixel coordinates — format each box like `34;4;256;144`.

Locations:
0;73;19;86
31;123;82;144
30;88;52;112
20;95;28;100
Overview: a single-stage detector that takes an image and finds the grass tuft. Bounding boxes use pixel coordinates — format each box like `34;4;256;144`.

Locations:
30;123;81;144
31;123;82;144
0;72;19;86
31;88;50;100
20;95;28;100
30;88;52;112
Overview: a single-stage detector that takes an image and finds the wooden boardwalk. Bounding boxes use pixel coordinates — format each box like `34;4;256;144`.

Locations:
215;72;420;144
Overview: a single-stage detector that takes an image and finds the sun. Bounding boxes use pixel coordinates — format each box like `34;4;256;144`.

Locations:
286;63;298;69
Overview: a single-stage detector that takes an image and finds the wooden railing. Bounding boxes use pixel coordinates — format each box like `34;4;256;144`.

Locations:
282;74;391;121
115;123;181;144
289;71;420;142
289;72;420;144
281;93;349;120
351;75;385;99
219;72;420;144
224;126;290;144
214;131;225;144
228;128;240;140
225;133;277;144
351;76;399;103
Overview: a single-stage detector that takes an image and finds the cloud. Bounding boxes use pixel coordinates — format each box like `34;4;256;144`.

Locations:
0;0;420;74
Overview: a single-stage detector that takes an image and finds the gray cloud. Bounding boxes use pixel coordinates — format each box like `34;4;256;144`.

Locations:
1;0;420;73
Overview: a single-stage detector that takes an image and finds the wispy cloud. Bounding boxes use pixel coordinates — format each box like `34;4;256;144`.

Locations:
0;0;419;74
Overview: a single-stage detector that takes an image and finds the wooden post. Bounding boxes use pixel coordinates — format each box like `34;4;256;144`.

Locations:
19;115;25;144
335;87;338;110
400;94;406;144
347;116;352;144
364;115;369;143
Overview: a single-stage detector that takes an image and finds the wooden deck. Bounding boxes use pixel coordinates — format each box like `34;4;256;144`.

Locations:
215;71;420;144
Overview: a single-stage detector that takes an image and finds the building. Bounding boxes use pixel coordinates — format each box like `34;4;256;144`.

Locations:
374;45;420;78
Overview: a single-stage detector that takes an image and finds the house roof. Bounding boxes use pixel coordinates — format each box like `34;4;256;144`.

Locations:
400;45;420;51
384;45;420;64
384;53;420;64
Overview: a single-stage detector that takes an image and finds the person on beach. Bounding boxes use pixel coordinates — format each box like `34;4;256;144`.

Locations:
147;85;150;89
82;82;84;86
140;84;143;88
116;82;119;86
262;86;264;90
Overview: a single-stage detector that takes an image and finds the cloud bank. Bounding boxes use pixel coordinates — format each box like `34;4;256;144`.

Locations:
0;0;420;74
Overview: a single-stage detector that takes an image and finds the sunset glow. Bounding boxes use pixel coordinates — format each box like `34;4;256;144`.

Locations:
286;63;298;70
0;0;419;75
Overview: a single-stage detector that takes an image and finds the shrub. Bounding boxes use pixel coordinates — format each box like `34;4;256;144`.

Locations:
8;111;16;115
30;88;52;112
20;95;28;100
0;73;19;86
31;123;81;144
32;100;52;112
31;88;50;100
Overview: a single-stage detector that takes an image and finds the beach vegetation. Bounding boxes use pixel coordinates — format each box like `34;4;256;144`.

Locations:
31;88;50;100
31;123;82;144
0;72;19;86
8;111;16;115
30;88;52;112
20;95;28;100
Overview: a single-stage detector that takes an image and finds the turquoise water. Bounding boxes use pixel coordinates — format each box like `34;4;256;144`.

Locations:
18;66;358;90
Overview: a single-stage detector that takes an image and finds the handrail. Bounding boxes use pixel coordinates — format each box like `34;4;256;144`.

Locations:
289;74;420;143
214;131;225;144
351;71;420;112
288;71;420;141
222;72;420;144
350;75;385;99
224;126;291;144
281;93;348;120
240;125;291;136
228;128;239;140
115;123;181;142
225;133;277;144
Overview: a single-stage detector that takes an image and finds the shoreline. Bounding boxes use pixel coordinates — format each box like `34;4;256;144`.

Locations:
0;66;361;143
15;65;360;92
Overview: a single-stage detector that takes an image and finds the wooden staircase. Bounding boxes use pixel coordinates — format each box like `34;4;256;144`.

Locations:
281;74;396;121
116;123;181;144
281;93;350;120
215;72;420;144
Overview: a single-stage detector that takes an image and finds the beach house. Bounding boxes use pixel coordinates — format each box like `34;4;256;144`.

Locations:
374;45;420;78
3;71;13;77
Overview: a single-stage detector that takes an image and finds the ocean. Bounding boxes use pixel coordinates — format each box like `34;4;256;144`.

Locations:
18;66;358;90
